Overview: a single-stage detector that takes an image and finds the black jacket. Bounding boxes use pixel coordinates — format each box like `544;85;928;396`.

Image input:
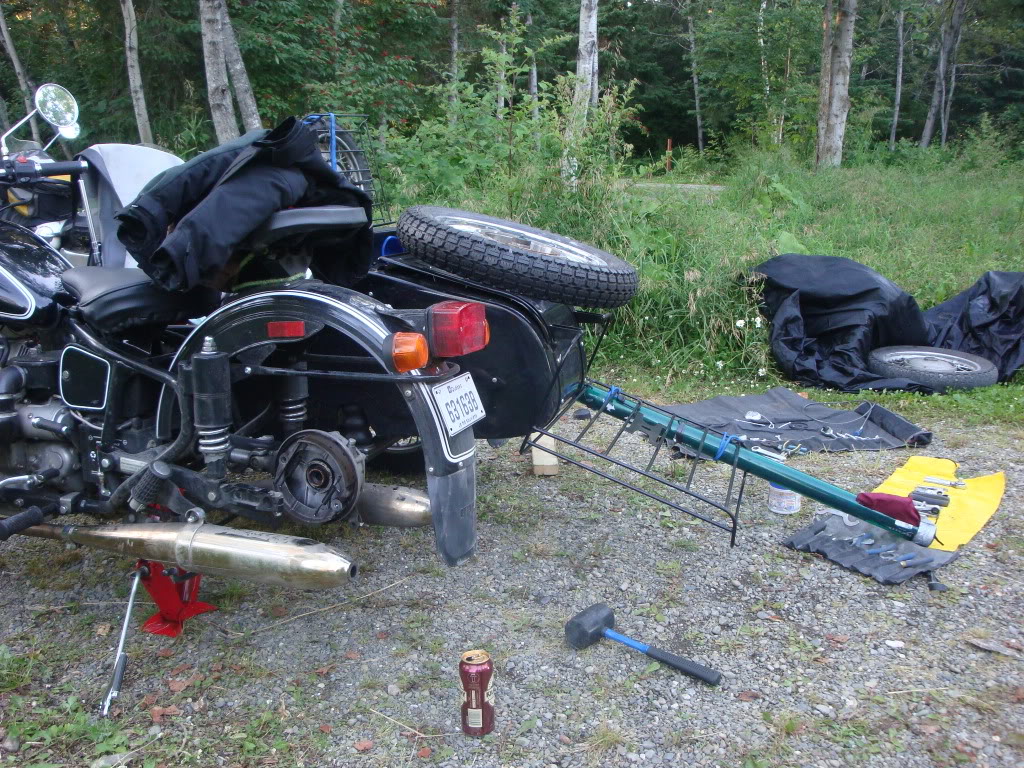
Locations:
116;117;373;292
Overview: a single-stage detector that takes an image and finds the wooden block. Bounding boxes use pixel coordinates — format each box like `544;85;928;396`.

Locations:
531;433;559;476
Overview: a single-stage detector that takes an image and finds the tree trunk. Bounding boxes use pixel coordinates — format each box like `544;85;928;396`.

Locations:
777;46;791;144
198;0;239;144
816;0;858;169
920;0;966;148
590;41;599;107
0;3;40;144
527;13;539;121
888;8;905;150
332;0;344;69
757;0;771;128
573;0;599;121
220;0;261;132
449;0;460;112
0;98;9;132
685;8;704;153
119;0;154;144
814;0;834;165
940;59;957;146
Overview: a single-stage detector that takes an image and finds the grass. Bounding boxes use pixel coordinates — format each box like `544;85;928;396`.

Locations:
395;136;1023;422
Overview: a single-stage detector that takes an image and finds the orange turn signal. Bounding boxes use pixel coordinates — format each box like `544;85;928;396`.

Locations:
390;332;430;373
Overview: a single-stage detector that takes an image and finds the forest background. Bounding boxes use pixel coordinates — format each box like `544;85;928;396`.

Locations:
2;0;1022;417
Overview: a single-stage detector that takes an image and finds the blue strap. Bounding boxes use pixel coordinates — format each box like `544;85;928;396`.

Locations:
600;386;621;410
713;432;739;461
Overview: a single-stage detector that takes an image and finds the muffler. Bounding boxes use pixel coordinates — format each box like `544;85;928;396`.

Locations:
356;483;431;527
20;521;356;589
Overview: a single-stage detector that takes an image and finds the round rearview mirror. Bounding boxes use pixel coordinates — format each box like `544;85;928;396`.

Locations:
58;122;81;140
34;84;79;128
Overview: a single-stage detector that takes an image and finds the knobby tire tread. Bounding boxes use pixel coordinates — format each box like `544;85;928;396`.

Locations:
397;207;638;308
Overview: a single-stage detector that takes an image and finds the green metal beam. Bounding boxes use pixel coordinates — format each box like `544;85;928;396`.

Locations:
578;383;932;545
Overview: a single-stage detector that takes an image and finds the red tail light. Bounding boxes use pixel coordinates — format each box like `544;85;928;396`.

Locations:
428;301;489;357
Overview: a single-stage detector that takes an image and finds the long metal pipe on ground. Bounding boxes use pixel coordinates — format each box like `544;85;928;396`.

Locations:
19;521;357;589
577;383;935;546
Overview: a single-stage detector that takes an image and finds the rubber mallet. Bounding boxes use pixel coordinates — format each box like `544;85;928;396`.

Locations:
565;603;722;686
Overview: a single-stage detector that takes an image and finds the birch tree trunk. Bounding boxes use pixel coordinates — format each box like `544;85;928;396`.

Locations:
0;3;40;144
814;0;834;165
920;0;966;148
777;46;791;144
757;0;771;131
448;0;460;112
572;0;599;122
888;8;905;150
940;58;958;146
221;1;261;132
199;0;239;144
685;7;704;153
816;0;858;169
119;0;154;144
526;13;539;122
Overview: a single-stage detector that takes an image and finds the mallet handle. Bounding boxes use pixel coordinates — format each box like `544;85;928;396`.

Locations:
602;628;722;686
645;646;722;686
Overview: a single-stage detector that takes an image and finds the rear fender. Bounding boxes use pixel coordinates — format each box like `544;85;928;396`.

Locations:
156;284;477;565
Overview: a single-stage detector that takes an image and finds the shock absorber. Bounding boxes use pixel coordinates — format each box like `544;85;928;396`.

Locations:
191;337;232;479
276;363;308;436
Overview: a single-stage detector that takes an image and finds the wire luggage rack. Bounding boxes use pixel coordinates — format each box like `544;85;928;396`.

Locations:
522;381;747;545
303;112;393;226
519;315;746;545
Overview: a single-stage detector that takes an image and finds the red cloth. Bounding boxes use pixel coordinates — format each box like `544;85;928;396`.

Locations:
855;492;922;526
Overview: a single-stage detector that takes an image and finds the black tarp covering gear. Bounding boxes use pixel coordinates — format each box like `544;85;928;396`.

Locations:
756;254;1024;392
116;117;373;292
925;271;1024;382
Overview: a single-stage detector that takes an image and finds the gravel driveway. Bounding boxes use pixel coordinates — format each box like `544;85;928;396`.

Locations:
0;411;1021;767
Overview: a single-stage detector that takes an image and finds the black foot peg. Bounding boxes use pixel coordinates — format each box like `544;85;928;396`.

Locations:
129;461;172;512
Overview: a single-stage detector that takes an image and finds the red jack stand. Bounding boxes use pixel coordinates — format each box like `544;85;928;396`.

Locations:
136;559;216;638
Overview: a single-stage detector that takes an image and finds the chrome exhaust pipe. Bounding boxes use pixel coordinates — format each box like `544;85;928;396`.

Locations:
21;522;356;589
356;483;431;528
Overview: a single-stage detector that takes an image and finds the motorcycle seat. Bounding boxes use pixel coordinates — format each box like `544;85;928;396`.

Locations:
244;205;368;251
62;267;219;332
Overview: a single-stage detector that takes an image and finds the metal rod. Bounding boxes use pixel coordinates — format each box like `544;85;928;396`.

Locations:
101;568;142;717
577;381;932;545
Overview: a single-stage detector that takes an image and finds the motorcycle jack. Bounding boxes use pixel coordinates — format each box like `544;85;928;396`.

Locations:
100;560;216;717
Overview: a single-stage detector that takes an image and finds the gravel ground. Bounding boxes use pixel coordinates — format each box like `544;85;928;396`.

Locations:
0;409;1022;767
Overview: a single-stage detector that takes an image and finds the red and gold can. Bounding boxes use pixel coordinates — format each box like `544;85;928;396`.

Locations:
459;649;494;736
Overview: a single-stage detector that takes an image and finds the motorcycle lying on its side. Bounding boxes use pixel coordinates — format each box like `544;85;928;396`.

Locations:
0;85;640;593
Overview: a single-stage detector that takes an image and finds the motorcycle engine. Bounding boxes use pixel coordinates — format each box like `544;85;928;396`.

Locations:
0;398;82;491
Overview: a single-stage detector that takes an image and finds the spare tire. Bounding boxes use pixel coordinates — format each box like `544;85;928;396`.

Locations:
396;206;638;308
867;346;998;392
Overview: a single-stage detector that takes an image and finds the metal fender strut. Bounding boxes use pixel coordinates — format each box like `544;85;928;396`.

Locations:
526;380;934;547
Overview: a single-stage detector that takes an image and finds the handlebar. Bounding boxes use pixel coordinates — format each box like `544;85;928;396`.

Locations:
0;158;88;181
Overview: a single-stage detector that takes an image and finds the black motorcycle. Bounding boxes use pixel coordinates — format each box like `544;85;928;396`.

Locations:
0;84;639;587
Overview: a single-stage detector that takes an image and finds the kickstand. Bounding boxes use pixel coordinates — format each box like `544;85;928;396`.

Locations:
101;567;144;717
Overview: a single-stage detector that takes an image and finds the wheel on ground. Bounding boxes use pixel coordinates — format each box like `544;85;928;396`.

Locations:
396;206;638;308
368;436;426;475
867;346;998;391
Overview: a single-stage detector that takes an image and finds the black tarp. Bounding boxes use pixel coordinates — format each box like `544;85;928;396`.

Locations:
756;254;1024;392
664;387;931;453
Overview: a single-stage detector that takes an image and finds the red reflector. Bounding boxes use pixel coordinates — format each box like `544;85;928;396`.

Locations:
267;320;306;338
429;301;489;357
